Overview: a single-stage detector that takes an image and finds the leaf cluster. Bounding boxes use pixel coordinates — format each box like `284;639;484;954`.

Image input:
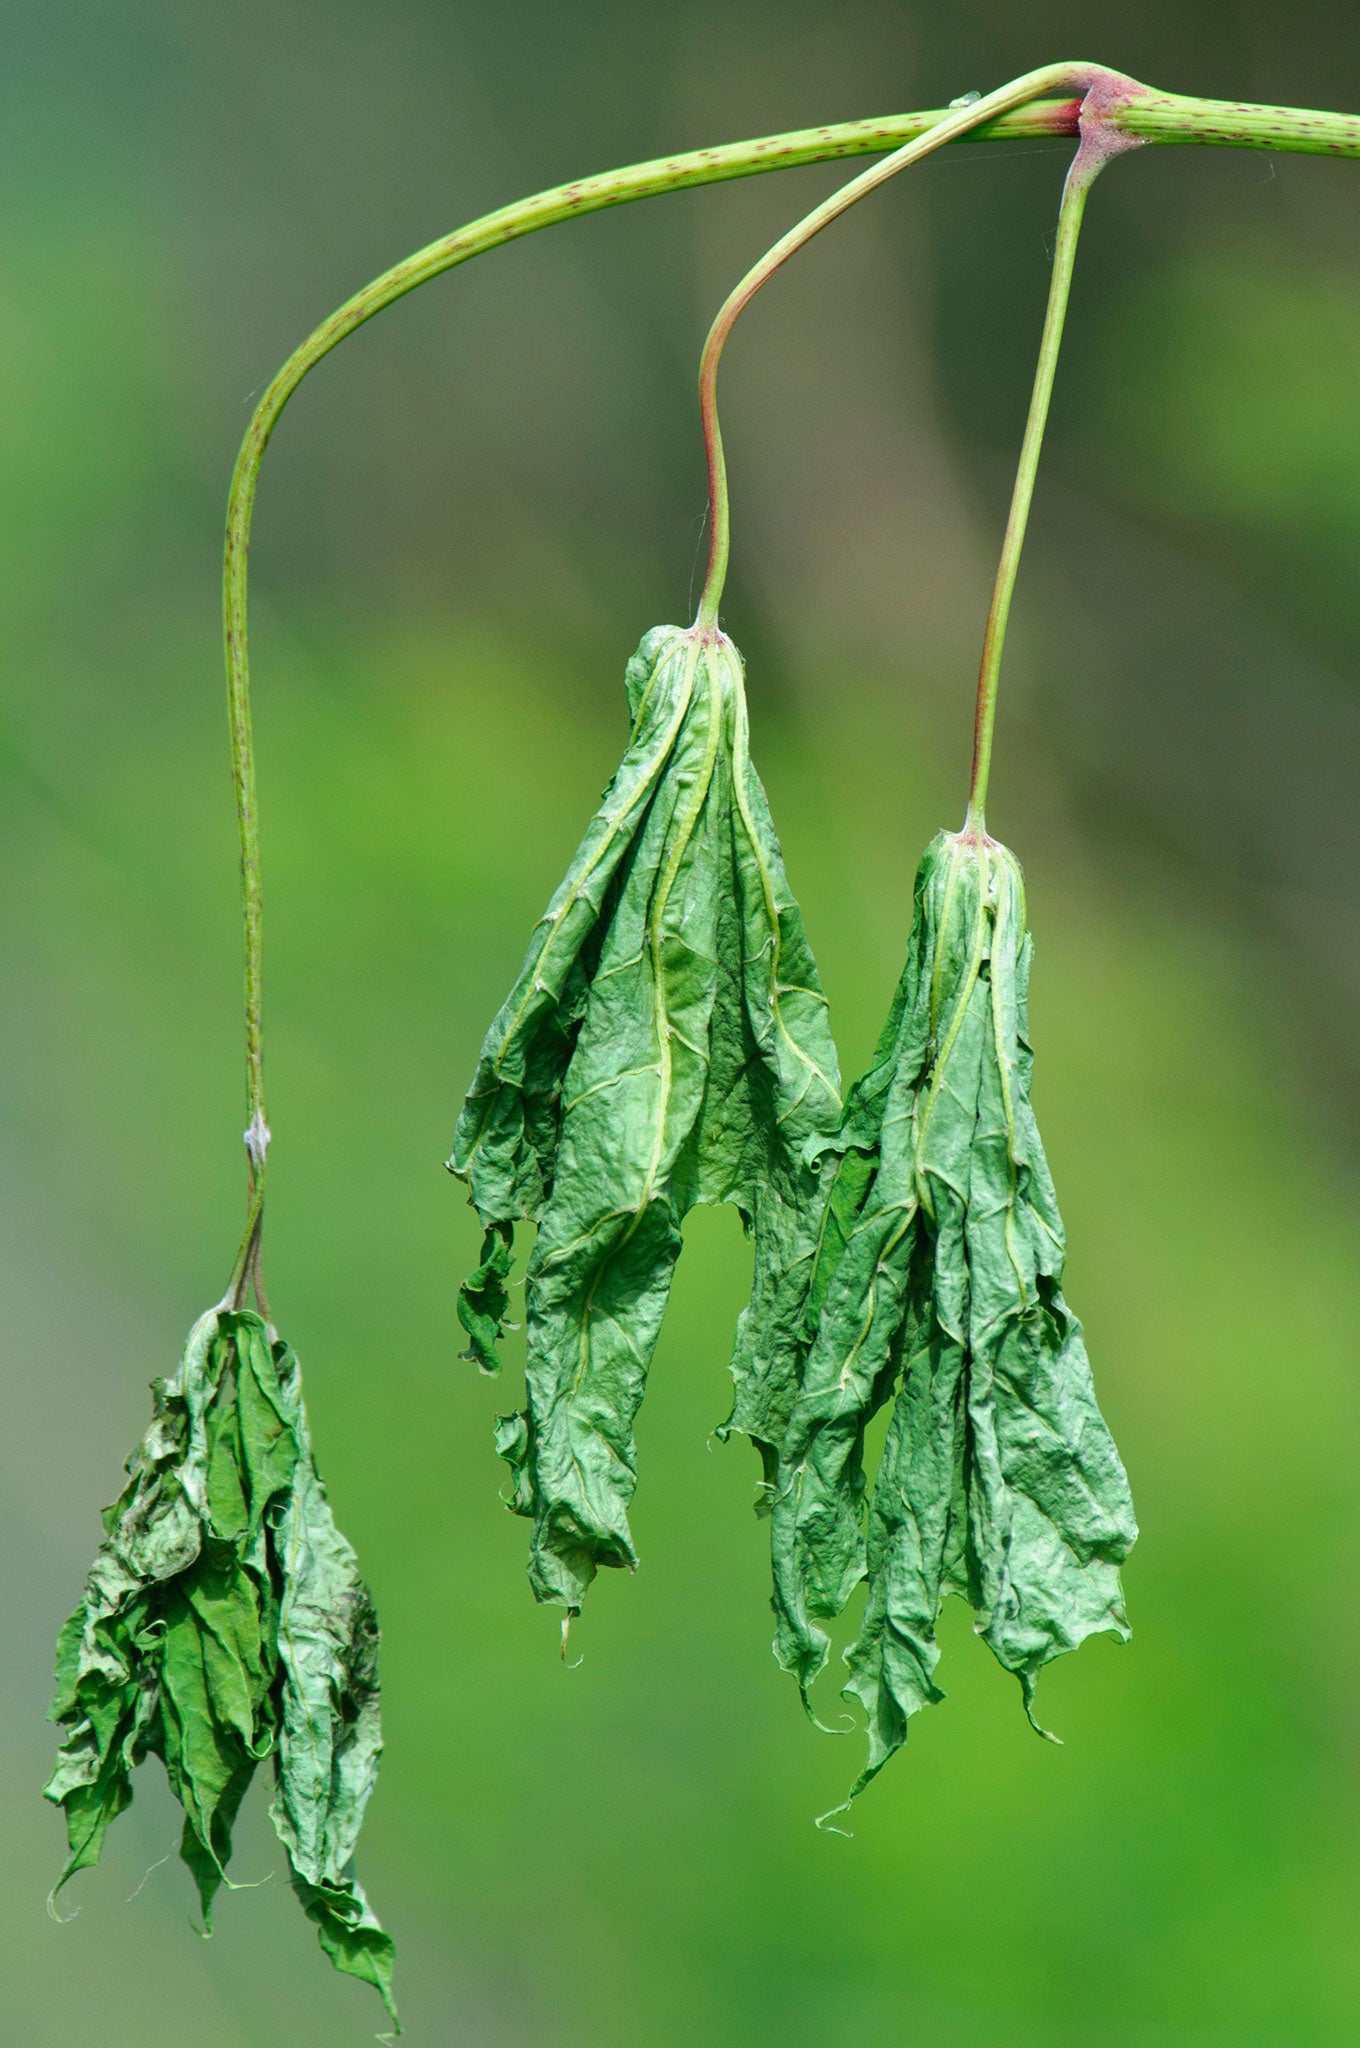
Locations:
453;715;1137;1803
45;1307;396;2026
770;831;1137;1806
448;622;842;1612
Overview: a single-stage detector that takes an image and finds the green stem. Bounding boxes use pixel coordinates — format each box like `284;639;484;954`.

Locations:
222;64;1360;1224
693;63;1117;630
964;116;1123;831
224;1177;267;1317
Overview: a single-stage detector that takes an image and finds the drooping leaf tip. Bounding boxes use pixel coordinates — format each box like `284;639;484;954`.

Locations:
812;1801;855;1838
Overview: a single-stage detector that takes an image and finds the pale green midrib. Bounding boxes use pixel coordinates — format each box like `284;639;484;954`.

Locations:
638;637;722;1212
452;642;696;1185
562;1060;670;1115
727;647;840;1121
564;632;717;1413
552;654;725;1582
927;841;967;1044
537;1202;637;1270
487;659;692;1079
827;1204;917;1403
915;847;990;1209
983;853;1031;1311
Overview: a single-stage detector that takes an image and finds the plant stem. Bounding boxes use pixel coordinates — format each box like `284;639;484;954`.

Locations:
693;64;1124;630
222;66;1360;1222
963;105;1131;831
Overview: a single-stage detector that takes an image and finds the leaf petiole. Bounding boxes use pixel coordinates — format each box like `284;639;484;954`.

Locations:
965;84;1142;832
692;63;1133;627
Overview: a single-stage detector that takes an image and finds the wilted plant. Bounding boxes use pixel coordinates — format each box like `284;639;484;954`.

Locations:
443;67;1120;1642
46;1302;396;2016
447;617;841;1621
744;103;1141;1817
44;55;1360;2020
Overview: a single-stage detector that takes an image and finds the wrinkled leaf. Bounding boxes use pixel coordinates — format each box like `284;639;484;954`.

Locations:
449;623;841;1611
45;1306;397;2028
769;830;1137;1805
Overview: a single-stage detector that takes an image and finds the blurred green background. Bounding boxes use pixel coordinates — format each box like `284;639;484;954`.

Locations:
5;3;1360;2042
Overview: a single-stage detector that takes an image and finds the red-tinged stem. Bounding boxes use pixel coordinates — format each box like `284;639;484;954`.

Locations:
691;63;1132;631
964;79;1144;833
221;67;1360;1239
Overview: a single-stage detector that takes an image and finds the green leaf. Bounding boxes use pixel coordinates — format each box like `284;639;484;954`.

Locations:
449;623;841;1611
45;1307;396;2029
768;831;1137;1805
458;1222;514;1374
269;1400;395;2022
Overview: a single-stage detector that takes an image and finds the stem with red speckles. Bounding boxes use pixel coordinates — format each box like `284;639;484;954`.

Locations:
221;68;1360;1255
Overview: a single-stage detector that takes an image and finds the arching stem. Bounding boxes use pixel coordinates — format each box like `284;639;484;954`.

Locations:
691;63;1127;630
965;99;1140;832
220;67;1360;1247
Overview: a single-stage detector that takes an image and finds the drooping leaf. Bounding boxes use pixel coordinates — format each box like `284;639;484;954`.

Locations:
45;1307;397;2028
768;830;1137;1804
449;623;841;1612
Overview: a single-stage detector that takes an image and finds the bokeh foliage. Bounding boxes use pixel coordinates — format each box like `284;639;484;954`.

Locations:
4;4;1360;2042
